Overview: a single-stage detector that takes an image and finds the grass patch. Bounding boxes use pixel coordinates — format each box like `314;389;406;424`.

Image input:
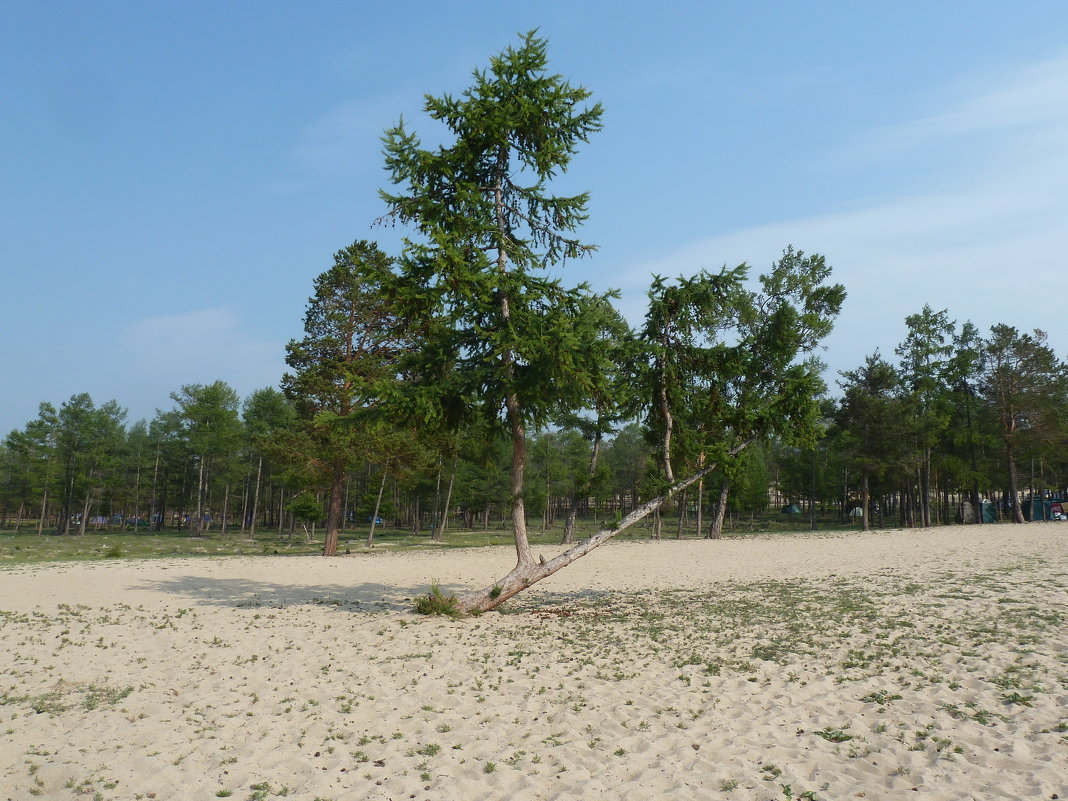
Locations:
413;582;462;618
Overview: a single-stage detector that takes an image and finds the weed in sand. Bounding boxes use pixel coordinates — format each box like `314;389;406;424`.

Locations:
414;582;462;618
814;727;853;743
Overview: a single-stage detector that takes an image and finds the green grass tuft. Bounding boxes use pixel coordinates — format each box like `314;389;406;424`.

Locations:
413;582;462;618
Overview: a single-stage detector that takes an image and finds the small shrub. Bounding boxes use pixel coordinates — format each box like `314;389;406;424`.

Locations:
1002;692;1034;707
414;582;462;618
814;727;853;743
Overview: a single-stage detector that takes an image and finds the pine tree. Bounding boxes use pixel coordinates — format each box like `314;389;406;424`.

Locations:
381;31;606;592
283;240;409;555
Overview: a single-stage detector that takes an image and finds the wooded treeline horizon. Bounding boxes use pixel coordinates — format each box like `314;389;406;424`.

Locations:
3;300;1066;541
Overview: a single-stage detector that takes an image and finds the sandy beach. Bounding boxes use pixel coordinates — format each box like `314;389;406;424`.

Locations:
1;524;1065;800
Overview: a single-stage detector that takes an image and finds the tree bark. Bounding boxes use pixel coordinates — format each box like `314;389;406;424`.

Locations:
324;461;345;556
706;479;729;539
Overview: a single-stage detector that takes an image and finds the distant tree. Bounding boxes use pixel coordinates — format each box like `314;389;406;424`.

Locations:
640;269;742;539
282;240;409;556
600;423;653;514
121;420;155;530
895;305;955;527
170;381;242;534
242;387;296;536
554;297;636;544
837;353;906;531
52;394;127;535
3;404;58;533
981;325;1066;523
943;321;995;523
285;492;324;542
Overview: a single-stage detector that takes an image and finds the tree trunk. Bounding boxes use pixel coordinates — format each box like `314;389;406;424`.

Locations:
809;448;817;530
457;451;740;613
239;468;250;535
431;459;443;539
249;456;263;539
920;455;931;527
695;451;705;539
278;483;285;536
433;455;457;543
37;487;49;536
674;489;687;539
77;489;93;536
324;461;346;556
860;471;871;531
194;455;206;536
221;481;231;537
1005;445;1025;523
367;459;392;548
454;438;754;613
493;144;535;568
706;479;729;539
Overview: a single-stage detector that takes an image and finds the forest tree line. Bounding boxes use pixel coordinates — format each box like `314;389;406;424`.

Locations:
2;302;1065;541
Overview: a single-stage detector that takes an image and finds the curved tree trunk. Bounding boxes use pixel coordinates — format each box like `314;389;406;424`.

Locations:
455;438;754;614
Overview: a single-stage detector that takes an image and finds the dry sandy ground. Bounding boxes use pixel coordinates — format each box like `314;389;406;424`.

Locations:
1;524;1066;800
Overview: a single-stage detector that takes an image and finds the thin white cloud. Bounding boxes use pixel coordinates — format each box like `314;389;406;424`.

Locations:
616;51;1068;376
838;52;1068;165
291;90;427;176
117;307;285;412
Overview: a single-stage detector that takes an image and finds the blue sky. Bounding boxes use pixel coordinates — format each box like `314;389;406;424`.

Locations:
2;1;1066;435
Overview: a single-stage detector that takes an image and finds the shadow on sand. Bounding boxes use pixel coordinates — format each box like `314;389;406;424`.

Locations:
135;574;624;615
132;574;460;614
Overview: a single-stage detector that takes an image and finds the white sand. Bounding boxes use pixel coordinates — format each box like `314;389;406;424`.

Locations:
1;524;1065;800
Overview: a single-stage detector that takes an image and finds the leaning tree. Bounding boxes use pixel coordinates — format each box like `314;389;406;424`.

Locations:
380;32;844;613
